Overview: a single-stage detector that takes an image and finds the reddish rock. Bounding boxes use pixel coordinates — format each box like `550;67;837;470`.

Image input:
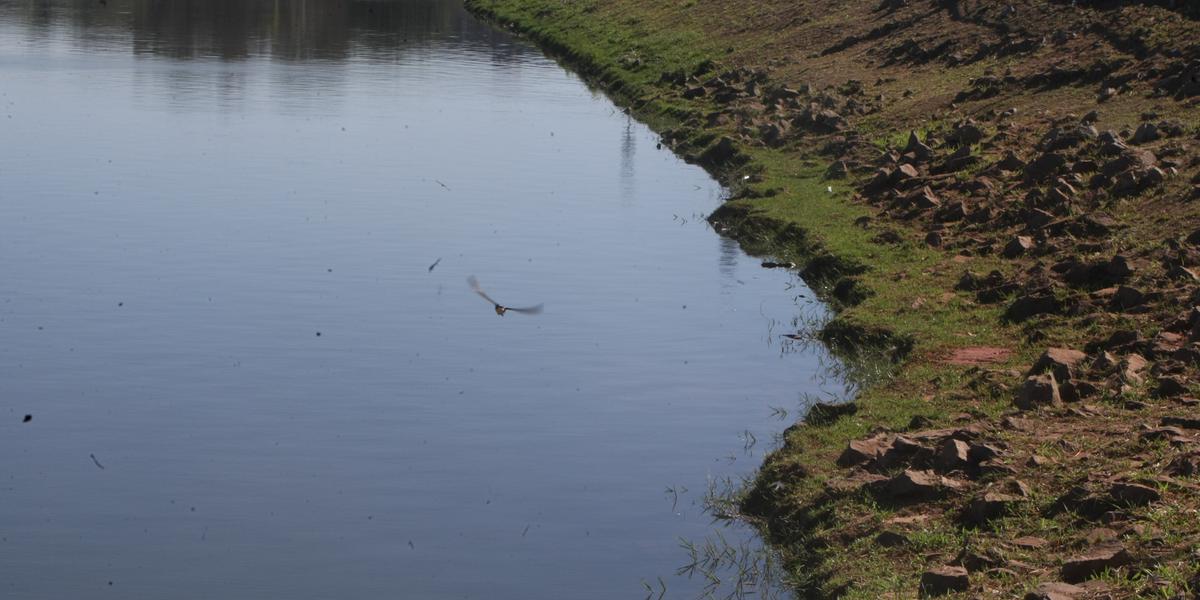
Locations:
936;438;971;472
896;163;920;181
1012;536;1049;549
837;433;891;467
1120;354;1148;383
1023;581;1086;600
1003;235;1035;258
1030;348;1087;383
875;530;909;547
919;565;968;596
871;469;954;502
1061;544;1131;582
1155;375;1190;398
1108;482;1160;507
1162;415;1200;430
1165;452;1200;477
1015;373;1061;410
961;491;1024;525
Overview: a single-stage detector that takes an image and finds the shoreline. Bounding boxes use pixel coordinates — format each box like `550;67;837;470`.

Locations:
466;0;1200;597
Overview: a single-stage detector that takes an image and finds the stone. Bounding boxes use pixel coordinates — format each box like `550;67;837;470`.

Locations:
1131;122;1160;144
1023;581;1086;600
1165;452;1200;477
948;120;985;146
1015;373;1061;410
1024;152;1067;183
1155;375;1190;398
1030;348;1087;383
1110;286;1145;311
875;530;909;547
919;566;969;596
1139;426;1188;443
1002;236;1035;258
968;442;1003;465
1162;416;1200;430
908;185;941;209
1060;544;1131;582
961;491;1024;525
896;163;920;181
936;438;971;472
1120;354;1147;383
826;159;849;179
1108;482;1160;506
1012;536;1049;549
1006;292;1062;322
837;433;891;467
872;469;948;501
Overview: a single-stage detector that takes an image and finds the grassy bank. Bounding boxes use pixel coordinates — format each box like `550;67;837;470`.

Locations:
467;0;1200;597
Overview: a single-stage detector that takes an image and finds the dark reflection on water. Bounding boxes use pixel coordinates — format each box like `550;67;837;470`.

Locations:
8;0;515;60
0;1;834;599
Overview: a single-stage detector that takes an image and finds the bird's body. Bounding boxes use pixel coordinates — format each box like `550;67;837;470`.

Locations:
468;276;543;316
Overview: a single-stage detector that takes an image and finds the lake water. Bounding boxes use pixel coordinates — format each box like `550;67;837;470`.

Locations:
0;1;838;598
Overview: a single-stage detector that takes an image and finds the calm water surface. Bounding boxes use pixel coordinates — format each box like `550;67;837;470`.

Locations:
0;1;838;597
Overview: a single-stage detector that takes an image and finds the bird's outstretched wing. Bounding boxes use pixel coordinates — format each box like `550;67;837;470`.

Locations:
467;275;500;306
505;304;543;315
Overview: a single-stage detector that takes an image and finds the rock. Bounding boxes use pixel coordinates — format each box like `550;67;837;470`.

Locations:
1108;482;1160;506
1131;122;1160;145
1139;426;1188;444
919;566;969;596
1155;375;1190;398
1015;373;1061;410
1061;544;1131;583
947;120;985;146
877;435;933;470
1002;236;1035;258
697;136;746;169
1024;208;1056;231
1165;452;1200;477
1162;416;1200;430
1024;581;1086;600
825;159;849;179
1024;152;1067;183
1030;348;1087;383
968;442;1003;464
875;530;909;547
1012;536;1049;549
1120;354;1147;383
936;438;971;472
896;163;920;181
871;469;954;502
1006;292;1062;322
925;230;943;247
1110;286;1145;311
961;491;1024;525
904;131;935;163
907;185;941;209
837;433;891;467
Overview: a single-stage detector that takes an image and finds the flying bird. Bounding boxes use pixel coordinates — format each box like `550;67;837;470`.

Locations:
467;276;543;316
428;257;442;272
